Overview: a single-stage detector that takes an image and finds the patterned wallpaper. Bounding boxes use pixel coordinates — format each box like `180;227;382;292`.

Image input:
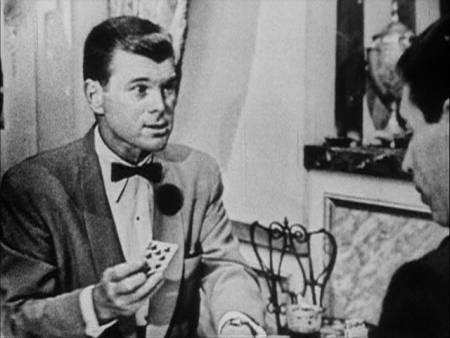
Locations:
327;201;449;324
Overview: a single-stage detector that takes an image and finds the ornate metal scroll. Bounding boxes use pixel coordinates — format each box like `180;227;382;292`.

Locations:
250;218;337;333
250;219;291;332
290;225;337;306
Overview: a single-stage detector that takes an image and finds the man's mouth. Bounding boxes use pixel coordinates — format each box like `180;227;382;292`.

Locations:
144;122;170;136
146;121;168;129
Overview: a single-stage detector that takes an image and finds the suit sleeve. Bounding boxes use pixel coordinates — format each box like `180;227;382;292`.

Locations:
0;171;86;338
196;161;266;332
376;262;446;338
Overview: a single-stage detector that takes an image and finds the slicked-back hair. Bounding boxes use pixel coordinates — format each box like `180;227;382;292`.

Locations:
396;15;450;123
83;16;175;86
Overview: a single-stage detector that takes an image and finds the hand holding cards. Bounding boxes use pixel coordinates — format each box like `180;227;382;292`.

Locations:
92;241;177;322
93;261;164;323
143;240;178;276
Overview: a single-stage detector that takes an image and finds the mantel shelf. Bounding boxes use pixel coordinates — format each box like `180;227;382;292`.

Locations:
304;145;412;181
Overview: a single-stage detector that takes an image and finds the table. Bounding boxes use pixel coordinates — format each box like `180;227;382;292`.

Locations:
278;316;377;338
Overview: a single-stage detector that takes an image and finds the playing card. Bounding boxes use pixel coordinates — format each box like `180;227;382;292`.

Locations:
142;240;178;276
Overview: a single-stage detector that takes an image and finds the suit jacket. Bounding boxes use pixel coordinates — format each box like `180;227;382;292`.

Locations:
376;236;449;338
0;128;265;338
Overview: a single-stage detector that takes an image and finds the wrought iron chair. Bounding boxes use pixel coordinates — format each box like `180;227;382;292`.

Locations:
249;218;337;334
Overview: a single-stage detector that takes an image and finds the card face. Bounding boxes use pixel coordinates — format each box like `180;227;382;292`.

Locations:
143;240;178;276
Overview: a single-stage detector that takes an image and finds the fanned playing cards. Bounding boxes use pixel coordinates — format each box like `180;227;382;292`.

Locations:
143;240;178;276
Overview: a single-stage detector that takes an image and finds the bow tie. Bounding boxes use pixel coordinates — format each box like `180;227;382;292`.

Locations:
111;162;163;183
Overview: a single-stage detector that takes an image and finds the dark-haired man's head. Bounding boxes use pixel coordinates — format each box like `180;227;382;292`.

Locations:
398;16;449;226
83;15;175;86
397;15;450;124
83;16;179;164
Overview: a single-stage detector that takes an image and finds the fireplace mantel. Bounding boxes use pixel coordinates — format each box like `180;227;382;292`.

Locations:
304;144;411;180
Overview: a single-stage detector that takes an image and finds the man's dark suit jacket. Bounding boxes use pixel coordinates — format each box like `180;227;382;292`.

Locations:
0;128;265;338
376;236;449;338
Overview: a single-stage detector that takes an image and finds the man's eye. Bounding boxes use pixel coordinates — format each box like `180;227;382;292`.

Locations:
132;85;148;97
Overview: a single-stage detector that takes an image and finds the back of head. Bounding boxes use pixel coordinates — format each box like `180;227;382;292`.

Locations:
83;16;174;86
396;15;450;123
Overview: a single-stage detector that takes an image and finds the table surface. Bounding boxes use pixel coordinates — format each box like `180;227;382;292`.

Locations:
275;316;376;338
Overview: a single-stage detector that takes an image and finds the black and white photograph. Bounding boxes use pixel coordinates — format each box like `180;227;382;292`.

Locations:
1;0;448;337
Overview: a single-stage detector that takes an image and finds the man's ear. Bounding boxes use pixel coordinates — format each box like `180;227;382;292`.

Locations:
84;79;105;115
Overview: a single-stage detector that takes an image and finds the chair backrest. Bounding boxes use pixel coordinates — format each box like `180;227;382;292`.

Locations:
249;218;337;333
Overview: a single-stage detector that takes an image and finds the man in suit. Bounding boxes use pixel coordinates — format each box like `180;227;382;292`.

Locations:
376;16;449;338
0;16;266;338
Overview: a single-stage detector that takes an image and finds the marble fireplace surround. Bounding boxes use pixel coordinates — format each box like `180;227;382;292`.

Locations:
323;192;448;325
307;171;448;325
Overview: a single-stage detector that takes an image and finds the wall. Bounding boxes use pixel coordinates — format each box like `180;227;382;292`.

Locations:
0;0;105;175
1;0;39;174
174;0;337;225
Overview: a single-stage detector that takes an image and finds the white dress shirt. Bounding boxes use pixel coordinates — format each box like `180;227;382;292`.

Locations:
94;128;154;263
79;127;155;336
79;127;266;337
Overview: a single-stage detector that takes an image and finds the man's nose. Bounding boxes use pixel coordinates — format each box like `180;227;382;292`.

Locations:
145;88;165;113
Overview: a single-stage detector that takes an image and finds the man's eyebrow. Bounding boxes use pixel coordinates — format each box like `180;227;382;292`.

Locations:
129;77;151;84
128;74;177;85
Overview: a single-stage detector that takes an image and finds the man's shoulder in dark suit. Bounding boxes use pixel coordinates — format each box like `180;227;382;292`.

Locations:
376;236;449;338
1;136;87;197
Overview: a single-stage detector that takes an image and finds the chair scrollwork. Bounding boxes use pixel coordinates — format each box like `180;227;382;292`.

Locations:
249;218;337;333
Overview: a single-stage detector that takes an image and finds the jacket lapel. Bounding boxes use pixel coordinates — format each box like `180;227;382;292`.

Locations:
78;129;137;336
79;128;125;276
78;130;184;337
146;158;185;338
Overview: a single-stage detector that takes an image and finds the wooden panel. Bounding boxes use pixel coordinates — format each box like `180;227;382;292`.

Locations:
1;0;38;174
335;0;365;138
36;1;76;152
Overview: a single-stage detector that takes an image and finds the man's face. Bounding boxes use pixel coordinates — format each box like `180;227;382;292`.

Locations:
401;84;449;225
399;85;427;133
400;85;424;178
98;49;178;160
